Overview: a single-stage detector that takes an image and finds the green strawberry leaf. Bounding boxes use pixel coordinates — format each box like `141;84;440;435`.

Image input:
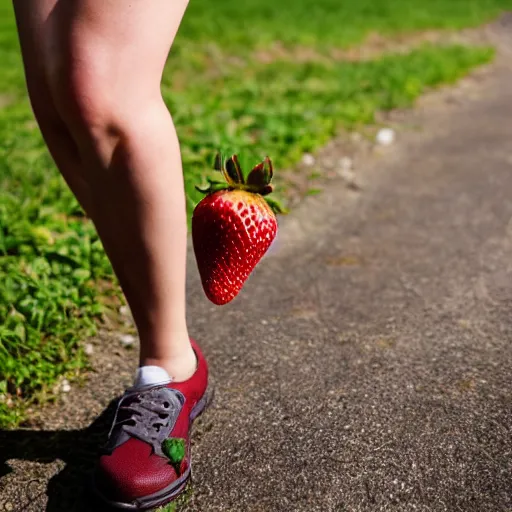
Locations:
224;155;245;185
195;183;228;195
206;177;227;186
213;152;223;172
265;196;288;214
195;184;211;194
263;156;273;183
246;162;266;187
246;156;275;197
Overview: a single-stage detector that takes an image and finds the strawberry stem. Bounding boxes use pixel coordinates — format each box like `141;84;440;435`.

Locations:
195;151;286;213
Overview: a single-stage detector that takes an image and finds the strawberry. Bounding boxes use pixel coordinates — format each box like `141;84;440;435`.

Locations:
192;153;281;305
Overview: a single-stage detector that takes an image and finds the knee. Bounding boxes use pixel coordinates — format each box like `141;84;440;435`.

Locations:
44;51;165;165
47;58;119;151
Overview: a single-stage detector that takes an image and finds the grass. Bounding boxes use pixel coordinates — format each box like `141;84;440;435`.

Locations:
156;484;194;512
0;0;509;428
180;0;512;48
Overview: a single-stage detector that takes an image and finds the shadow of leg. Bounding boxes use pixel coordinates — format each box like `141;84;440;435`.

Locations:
0;399;119;512
45;399;120;512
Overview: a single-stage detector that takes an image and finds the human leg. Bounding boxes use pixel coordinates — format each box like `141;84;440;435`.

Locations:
13;0;93;213
13;0;195;381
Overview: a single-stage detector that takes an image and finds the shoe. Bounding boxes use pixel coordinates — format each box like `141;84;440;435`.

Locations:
93;339;210;510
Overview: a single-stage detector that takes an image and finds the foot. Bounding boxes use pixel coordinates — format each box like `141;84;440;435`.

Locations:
93;339;210;510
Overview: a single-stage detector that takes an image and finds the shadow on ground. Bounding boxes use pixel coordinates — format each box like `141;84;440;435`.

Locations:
0;401;119;512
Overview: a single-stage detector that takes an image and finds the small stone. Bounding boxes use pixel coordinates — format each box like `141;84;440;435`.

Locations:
119;334;136;347
301;153;315;166
119;305;130;316
338;168;362;191
338;156;353;171
61;379;71;393
376;128;396;146
84;343;94;355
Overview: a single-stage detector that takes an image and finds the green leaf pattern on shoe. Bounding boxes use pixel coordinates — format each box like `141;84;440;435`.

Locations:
162;438;186;474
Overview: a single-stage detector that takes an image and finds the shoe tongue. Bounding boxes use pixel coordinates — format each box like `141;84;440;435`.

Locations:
133;365;172;389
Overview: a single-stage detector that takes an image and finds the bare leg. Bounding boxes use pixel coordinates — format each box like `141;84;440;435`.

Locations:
13;0;195;381
13;0;93;214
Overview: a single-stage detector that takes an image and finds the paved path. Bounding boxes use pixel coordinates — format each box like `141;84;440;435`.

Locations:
1;20;512;512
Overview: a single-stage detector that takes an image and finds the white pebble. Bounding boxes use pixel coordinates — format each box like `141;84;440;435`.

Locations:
376;128;396;146
301;153;315;166
119;305;130;316
119;334;136;347
61;379;71;393
84;343;94;355
338;156;353;171
337;168;362;190
337;168;355;181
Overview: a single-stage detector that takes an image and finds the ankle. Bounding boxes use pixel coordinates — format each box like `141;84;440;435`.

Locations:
140;344;196;383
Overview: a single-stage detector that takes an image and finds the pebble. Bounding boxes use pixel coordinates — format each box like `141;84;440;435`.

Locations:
84;343;94;355
338;168;362;190
119;305;130;316
301;153;315;166
338;156;353;171
376;127;396;146
61;379;71;393
119;334;136;347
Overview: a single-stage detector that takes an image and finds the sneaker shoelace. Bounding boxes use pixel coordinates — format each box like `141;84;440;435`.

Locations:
106;386;185;457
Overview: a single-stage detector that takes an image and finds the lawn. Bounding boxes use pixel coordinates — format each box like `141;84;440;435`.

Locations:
1;0;510;427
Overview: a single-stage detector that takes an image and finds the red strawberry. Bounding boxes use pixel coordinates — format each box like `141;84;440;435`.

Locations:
192;153;280;305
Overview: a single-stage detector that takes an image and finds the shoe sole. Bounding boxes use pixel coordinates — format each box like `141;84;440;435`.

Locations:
92;384;214;511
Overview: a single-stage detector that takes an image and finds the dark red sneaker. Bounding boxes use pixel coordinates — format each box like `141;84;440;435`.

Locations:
93;339;211;510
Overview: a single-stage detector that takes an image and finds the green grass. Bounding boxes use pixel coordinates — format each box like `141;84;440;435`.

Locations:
0;0;508;427
156;484;193;511
181;0;512;48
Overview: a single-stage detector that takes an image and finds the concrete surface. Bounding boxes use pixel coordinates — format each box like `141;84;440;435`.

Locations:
1;19;512;512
